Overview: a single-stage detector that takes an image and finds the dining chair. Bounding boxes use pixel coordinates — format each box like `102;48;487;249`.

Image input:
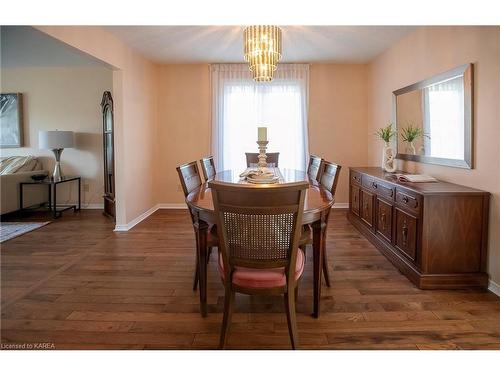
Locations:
245;152;280;167
300;160;342;287
176;161;218;291
200;156;216;181
307;155;323;181
209;180;309;349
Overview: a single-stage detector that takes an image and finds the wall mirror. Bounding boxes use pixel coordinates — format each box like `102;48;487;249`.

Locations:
393;63;473;168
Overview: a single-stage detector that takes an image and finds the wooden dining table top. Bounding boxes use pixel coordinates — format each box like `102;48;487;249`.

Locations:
186;168;334;218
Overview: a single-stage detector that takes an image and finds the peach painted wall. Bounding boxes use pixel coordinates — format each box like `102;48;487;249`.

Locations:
367;26;500;284
154;63;369;205
309;64;369;204
34;26;159;226
156;64;211;204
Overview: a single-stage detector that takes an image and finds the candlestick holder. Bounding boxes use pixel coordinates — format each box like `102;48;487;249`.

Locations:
256;140;269;170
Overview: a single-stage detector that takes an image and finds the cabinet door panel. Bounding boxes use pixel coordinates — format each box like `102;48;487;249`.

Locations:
361;190;374;228
395;208;417;261
376;198;393;243
350;184;360;216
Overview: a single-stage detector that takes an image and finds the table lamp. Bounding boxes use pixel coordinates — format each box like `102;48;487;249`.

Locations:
39;130;74;181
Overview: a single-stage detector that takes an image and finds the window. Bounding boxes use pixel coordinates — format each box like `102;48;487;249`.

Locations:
211;64;309;172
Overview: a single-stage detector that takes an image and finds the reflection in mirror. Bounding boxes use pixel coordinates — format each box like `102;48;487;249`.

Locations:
393;64;473;169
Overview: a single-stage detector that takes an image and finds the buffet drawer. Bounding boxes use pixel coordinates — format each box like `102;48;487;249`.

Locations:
362;175;378;192
396;189;421;215
375;181;395;201
351;170;362;186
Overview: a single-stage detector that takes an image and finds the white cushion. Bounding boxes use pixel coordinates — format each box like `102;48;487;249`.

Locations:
0;156;41;175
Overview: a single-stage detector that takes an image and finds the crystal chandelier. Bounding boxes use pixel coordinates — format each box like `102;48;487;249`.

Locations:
244;25;282;82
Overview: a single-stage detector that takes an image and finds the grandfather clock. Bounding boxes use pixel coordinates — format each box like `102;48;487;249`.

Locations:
101;91;115;219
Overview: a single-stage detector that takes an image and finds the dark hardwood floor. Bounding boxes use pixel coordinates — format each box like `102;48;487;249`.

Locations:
1;209;499;349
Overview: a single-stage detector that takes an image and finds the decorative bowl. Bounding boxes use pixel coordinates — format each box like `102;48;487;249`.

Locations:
31;173;49;181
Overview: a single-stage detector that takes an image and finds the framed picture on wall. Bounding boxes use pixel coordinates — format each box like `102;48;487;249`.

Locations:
0;93;24;148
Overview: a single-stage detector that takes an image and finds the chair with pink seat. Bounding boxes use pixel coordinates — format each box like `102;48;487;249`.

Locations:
209;179;309;349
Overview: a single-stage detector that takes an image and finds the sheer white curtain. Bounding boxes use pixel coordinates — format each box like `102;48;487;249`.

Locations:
211;64;309;172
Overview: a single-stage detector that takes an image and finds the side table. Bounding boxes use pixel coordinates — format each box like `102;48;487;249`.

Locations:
20;176;81;218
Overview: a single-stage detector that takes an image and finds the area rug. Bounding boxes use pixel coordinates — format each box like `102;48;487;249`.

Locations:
0;222;50;243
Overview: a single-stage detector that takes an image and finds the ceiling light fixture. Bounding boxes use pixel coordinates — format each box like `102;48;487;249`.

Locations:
244;25;282;82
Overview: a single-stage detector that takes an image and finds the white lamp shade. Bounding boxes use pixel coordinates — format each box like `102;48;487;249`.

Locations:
39;130;74;149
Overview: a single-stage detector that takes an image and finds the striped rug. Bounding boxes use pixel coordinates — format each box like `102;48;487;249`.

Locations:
0;222;50;243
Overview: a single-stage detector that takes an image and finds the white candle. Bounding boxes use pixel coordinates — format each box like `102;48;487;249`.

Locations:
258;127;267;142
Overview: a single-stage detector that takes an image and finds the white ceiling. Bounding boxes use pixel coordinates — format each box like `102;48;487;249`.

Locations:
106;26;416;64
1;26;111;68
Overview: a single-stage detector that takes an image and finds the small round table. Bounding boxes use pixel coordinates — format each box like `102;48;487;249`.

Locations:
186;168;334;318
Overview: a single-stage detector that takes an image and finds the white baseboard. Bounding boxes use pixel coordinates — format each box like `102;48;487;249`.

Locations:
333;203;349;209
114;201;351;232
114;204;160;232
155;202;349;210
157;203;187;209
82;203;104;209
488;279;500;297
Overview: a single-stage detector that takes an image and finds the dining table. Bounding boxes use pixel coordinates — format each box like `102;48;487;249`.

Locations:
186;168;334;318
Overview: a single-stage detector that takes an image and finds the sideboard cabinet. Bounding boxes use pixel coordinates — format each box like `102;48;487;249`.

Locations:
347;167;489;289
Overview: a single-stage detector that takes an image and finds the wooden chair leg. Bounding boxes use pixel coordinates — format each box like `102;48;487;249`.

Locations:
219;287;235;349
207;247;212;264
193;251;199;291
322;249;331;287
284;288;299;349
194;246;213;291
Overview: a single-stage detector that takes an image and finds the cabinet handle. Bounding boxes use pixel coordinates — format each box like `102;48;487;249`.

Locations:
402;196;409;203
372;181;377;189
402;225;408;246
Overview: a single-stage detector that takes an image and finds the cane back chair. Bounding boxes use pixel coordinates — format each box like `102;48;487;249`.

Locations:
176;161;218;291
209;180;309;349
300;160;342;287
200;156;216;181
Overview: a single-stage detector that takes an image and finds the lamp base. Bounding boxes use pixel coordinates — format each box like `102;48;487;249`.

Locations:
51;148;64;182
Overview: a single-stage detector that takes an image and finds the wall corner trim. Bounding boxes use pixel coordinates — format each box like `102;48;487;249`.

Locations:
114;205;159;232
488;279;500;297
113;203;187;231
